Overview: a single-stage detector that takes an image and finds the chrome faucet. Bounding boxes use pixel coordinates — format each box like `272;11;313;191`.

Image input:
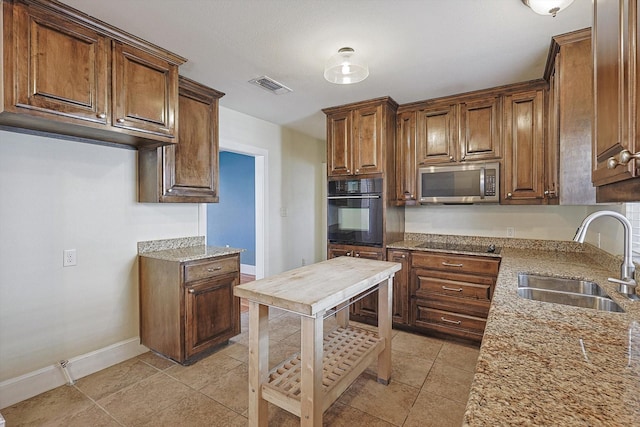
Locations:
573;210;637;298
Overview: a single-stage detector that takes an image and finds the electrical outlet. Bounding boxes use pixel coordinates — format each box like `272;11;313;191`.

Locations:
506;227;515;238
63;249;77;267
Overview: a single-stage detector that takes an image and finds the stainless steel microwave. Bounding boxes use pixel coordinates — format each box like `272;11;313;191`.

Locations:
418;161;500;204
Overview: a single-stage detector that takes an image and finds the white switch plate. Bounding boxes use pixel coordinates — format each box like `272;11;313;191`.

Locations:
63;249;77;267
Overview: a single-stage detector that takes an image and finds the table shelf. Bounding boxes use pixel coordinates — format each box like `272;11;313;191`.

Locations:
262;326;385;416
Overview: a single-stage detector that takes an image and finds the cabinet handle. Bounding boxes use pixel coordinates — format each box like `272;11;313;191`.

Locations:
449;156;454;162
440;316;461;325
442;286;463;292
401;254;406;258
167;188;172;193
116;118;125;123
97;113;106;119
346;169;351;174
544;190;556;197
507;192;513;198
355;169;359;174
355;253;360;257
441;262;463;268
207;267;223;272
346;252;352;256
607;149;640;169
188;288;195;294
460;155;466;161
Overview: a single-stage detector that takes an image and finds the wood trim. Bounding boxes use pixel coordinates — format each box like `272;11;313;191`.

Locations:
544;27;592;81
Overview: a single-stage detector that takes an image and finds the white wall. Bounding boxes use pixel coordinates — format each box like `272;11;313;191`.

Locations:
0;130;200;383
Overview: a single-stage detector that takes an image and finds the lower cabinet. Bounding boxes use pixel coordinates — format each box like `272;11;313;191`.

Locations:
410;252;500;342
327;244;384;323
139;253;240;364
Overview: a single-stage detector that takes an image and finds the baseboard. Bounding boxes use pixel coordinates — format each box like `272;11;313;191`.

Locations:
241;263;256;275
0;338;148;409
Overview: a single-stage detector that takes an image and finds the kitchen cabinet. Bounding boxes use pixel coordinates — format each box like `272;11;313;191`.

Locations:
416;102;458;165
412;95;501;167
387;249;410;325
324;97;398;177
394;110;417;204
327;244;384;323
592;0;640;201
410;251;500;342
502;85;547;204
0;0;185;148
139;253;241;364
544;28;595;205
139;76;224;203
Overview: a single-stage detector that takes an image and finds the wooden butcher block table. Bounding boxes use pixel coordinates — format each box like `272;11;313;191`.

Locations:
234;256;401;426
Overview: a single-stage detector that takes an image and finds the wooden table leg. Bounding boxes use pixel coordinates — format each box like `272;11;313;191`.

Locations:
300;313;324;426
377;276;393;385
248;301;269;427
335;301;349;328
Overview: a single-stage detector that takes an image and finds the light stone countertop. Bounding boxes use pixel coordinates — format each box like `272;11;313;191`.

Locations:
137;236;243;262
388;235;640;426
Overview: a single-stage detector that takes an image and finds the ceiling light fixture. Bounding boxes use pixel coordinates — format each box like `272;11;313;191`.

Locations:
324;47;369;85
521;0;575;17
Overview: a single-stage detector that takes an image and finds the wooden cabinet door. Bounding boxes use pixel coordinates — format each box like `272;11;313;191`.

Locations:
416;104;457;165
162;77;223;202
327;111;352;176
350;248;384;321
185;274;239;359
112;41;178;139
503;90;545;203
353;105;384;175
459;96;501;161
395;111;417;203
13;2;109;124
387;249;409;325
592;0;633;186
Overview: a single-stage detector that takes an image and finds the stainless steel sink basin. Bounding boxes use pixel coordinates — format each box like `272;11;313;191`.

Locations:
517;273;625;313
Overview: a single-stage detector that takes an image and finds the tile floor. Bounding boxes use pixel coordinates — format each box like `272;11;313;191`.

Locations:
2;308;479;427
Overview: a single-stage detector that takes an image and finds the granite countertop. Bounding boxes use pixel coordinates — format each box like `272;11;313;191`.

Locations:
137;236;243;262
389;234;640;425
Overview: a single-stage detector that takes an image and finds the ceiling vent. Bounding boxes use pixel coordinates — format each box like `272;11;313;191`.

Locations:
249;76;293;95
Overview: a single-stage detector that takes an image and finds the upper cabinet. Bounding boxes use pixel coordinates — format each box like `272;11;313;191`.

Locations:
545;28;595;205
0;0;185;148
411;95;501;167
395;111;417;204
592;0;640;201
324;97;398;177
139;77;224;203
502;86;546;204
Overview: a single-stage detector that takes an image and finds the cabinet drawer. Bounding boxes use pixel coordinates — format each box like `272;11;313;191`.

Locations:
415;305;486;334
414;273;492;301
412;252;500;276
184;257;238;283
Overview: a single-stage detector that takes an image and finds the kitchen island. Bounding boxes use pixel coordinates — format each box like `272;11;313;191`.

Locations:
234;256;401;427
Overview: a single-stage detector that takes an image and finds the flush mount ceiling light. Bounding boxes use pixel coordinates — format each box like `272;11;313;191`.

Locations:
521;0;575;17
324;47;369;85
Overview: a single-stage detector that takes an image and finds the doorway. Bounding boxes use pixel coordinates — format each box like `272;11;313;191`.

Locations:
199;140;267;280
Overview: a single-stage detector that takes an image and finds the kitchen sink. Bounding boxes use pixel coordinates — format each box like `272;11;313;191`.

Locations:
517;273;625;313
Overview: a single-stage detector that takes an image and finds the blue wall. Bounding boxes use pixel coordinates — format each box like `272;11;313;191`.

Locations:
207;151;256;266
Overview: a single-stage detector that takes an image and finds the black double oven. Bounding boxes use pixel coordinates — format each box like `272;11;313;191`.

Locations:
327;177;383;247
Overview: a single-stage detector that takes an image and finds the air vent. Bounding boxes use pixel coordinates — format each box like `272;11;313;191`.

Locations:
249;75;293;95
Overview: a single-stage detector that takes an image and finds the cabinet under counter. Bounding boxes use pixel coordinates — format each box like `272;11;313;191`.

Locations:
138;245;242;365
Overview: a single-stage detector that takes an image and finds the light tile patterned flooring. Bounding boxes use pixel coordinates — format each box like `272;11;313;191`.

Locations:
2;308;480;426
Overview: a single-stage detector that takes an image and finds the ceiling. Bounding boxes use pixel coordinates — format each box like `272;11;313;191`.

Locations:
61;0;592;141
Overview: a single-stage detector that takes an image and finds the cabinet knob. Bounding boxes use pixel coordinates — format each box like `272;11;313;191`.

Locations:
346;169;351;174
355;169;359;173
346;252;352;256
97;113;106;119
401;254;406;258
355;253;360;257
607;149;640;169
188;288;195;294
507;192;512;198
167;188;172;193
449;156;454;162
116;118;125;123
460;155;466;161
